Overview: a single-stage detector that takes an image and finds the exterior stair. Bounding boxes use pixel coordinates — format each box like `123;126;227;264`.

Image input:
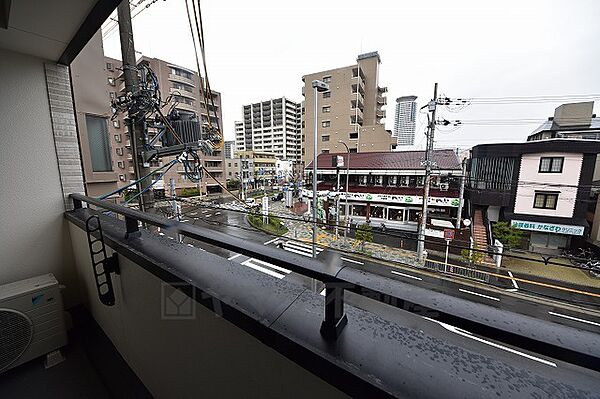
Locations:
472;209;494;263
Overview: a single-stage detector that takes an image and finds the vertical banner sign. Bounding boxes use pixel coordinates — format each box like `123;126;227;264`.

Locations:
262;196;269;224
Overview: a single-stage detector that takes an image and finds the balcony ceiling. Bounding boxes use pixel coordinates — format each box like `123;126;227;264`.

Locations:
0;0;119;63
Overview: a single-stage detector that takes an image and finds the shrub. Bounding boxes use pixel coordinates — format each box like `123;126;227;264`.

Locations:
492;221;523;249
461;246;485;264
355;223;373;251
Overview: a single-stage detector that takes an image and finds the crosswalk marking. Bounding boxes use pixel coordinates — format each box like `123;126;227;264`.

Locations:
281;240;324;257
241;258;289;279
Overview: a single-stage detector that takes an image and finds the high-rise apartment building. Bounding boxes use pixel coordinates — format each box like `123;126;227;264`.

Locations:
301;51;395;165
234;97;302;162
224;140;236;159
393;95;417;146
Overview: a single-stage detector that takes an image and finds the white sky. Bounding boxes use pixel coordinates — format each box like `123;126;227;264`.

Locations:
103;0;600;149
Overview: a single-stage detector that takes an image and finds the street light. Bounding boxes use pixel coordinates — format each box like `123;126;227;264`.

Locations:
338;141;352;239
312;79;329;258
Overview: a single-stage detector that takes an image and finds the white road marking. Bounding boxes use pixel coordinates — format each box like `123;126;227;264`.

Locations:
205;214;212;218
187;244;194;247
548;311;600;328
249;258;291;274
281;241;324;257
422;317;557;367
189;212;197;216
228;253;242;261
241;259;286;279
158;232;165;236
180;219;189;223
168;236;174;240
214;212;221;215
340;257;364;265
507;271;519;290
391;270;422;281
263;237;280;246
458;288;500;302
201;210;208;213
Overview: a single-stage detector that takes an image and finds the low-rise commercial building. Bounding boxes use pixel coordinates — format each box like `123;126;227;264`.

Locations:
304;150;463;232
467;140;600;252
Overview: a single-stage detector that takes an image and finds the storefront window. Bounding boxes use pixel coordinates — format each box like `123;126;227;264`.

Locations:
408;209;420;222
375;176;383;186
370;206;385;219
388;176;397;186
359;176;367;186
399;176;409;187
388;208;404;221
352;205;367;217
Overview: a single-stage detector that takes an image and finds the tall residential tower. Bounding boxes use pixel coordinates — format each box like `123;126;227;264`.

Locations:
301;51;395;165
393;95;417;146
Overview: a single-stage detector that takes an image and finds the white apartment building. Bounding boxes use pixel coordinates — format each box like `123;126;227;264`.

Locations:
235;97;302;161
393;95;417;146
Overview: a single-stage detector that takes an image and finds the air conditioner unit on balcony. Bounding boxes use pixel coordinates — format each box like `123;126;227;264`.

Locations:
440;183;449;191
0;274;67;373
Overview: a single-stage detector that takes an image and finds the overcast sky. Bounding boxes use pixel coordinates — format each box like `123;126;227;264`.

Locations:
102;0;600;149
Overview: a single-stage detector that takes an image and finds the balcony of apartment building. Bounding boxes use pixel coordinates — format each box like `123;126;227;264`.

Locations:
168;70;196;87
376;109;386;119
377;95;387;105
170;86;196;101
3;3;600;399
351;81;365;97
352;67;366;81
176;102;197;113
350;115;364;126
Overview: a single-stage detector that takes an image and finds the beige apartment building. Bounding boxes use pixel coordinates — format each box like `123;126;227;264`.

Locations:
71;31;225;199
301;51;395;165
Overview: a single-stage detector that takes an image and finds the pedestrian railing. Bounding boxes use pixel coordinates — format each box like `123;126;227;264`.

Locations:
424;258;491;283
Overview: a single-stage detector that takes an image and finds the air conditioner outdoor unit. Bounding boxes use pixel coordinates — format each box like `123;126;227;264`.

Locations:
0;274;67;373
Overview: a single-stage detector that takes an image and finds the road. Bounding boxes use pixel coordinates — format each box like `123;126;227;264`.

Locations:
157;200;600;339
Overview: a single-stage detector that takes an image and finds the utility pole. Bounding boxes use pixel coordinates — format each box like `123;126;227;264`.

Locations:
456;157;466;229
118;1;152;210
416;83;438;262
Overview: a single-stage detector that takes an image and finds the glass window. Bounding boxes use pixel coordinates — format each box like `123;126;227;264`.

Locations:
349;132;358;140
539;157;564;173
114;134;121;143
388;208;404;221
322;120;331;128
370;206;385;219
389;176;397;186
375;176;383;186
86;114;112;172
533;192;559;209
321;149;329;154
323;91;331;99
322;106;331;113
322;76;332;83
359;176;367;185
352;205;367;217
322;135;330;142
107;77;115;86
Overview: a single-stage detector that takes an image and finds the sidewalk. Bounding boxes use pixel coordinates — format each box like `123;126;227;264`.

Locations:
271;201;421;268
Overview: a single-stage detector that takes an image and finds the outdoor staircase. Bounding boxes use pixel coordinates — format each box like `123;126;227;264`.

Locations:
472;209;494;263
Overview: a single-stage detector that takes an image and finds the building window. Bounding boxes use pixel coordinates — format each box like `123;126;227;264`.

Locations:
106;62;114;71
533;192;558;209
322;149;329;154
322;106;331;113
322;76;332;83
322;135;330;142
85;115;112;172
117;161;125;169
116;147;123;156
349;148;357;153
323;91;331;99
119;174;125;181
539;157;564;173
113;119;120;128
107;77;115;86
114;134;121;143
322;120;331;128
349;132;358;140
228;162;231;167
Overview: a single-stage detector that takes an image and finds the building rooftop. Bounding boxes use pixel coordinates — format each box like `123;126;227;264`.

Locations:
307;149;462;170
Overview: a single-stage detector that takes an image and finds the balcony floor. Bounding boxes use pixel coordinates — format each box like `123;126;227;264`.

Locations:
0;306;152;399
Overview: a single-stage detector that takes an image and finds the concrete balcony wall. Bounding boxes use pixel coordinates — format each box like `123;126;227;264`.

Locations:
67;223;347;399
0;48;81;306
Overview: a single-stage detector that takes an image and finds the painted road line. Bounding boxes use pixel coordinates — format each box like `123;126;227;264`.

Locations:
227;253;242;261
250;258;291;274
507;271;519;290
214;212;221;215
180;219;189;223
205;214;212;218
423;317;557;368
158;232;165;236
263;237;280;246
189;212;197;216
168;236;174;240
241;259;286;279
187;244;194;247
458;288;500;302
201;210;208;213
548;311;600;328
341;257;364;265
391;270;422;281
281;246;313;257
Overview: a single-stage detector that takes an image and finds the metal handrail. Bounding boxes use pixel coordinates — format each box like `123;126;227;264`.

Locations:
70;193;348;338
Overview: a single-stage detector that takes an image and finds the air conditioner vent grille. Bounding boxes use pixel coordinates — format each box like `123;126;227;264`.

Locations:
0;309;33;372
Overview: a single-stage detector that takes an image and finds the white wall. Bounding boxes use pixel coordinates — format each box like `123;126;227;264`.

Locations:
514;152;582;218
68;224;347;399
0;49;80;306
